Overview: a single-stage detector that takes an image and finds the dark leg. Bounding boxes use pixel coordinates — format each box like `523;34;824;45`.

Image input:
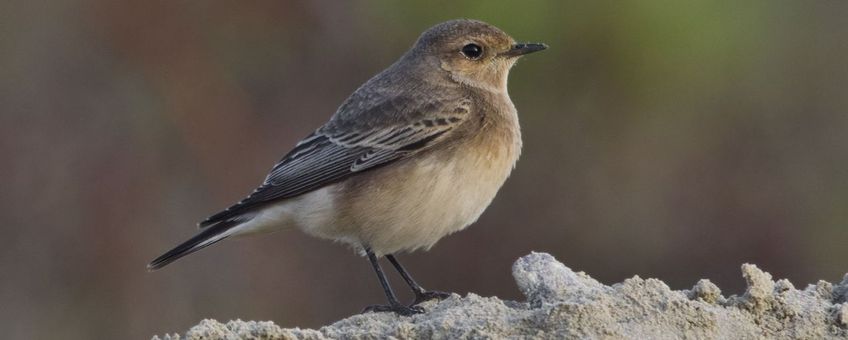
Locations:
385;254;452;305
362;249;423;316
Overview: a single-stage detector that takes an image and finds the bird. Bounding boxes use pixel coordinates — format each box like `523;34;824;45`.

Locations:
148;19;547;315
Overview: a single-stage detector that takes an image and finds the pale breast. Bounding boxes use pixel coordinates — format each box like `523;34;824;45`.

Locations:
329;120;521;255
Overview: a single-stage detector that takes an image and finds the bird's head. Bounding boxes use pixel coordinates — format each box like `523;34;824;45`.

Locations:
408;19;547;92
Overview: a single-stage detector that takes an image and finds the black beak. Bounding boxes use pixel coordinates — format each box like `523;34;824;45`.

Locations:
500;42;548;57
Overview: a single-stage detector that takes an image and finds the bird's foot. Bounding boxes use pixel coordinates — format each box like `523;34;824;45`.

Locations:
412;290;453;306
361;302;424;316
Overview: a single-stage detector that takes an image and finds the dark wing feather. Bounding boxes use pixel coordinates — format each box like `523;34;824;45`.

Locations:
198;104;467;228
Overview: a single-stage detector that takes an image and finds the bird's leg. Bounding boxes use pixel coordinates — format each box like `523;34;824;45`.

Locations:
385;254;452;306
361;249;424;316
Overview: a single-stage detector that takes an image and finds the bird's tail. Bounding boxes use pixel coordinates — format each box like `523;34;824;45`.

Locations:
147;217;249;271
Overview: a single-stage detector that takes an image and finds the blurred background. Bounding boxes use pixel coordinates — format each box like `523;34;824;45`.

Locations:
2;0;847;338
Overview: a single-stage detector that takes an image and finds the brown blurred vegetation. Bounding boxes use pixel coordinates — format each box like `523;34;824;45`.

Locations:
1;1;847;339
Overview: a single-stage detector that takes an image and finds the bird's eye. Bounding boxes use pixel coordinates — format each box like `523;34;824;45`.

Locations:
460;43;484;60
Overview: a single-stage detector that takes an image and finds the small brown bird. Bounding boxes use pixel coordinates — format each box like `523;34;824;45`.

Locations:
149;19;546;315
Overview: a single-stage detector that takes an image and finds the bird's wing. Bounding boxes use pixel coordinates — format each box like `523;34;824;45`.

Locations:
198;96;470;228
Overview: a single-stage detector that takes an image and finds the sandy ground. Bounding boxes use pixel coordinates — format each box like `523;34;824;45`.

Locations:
153;252;848;339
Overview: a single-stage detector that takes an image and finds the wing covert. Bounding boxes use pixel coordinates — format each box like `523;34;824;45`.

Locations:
198;102;468;227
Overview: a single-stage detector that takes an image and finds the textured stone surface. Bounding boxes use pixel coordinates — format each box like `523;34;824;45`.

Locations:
153;252;848;340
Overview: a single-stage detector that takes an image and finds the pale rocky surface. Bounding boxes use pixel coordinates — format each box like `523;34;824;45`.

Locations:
154;252;848;339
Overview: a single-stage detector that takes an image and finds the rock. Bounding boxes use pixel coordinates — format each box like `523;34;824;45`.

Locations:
511;251;607;307
687;279;722;304
153;253;848;340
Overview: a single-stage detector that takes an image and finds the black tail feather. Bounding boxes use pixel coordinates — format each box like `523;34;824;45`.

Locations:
147;219;242;271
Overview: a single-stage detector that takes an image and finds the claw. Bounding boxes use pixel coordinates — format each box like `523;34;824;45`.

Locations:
362;303;425;316
412;290;453;306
